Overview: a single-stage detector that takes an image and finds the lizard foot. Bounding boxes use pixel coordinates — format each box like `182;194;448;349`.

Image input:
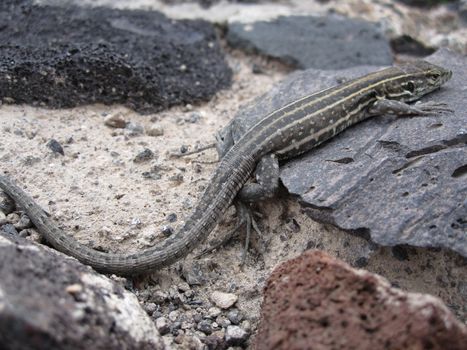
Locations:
196;201;261;263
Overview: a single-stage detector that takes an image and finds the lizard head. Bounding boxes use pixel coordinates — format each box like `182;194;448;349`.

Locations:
388;60;452;102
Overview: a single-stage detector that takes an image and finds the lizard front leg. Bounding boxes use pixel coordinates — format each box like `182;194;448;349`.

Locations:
368;98;453;116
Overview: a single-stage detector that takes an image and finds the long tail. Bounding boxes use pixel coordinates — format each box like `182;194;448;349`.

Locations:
0;154;254;275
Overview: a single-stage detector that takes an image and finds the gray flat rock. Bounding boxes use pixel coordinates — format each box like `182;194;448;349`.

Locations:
226;49;466;257
0;233;164;350
227;15;393;70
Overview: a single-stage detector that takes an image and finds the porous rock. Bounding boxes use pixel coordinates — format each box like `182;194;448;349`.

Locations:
224;48;466;256
254;250;467;350
227;15;392;70
0;233;164;350
0;0;231;114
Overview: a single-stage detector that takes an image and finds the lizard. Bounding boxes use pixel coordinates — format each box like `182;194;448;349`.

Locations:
0;60;452;276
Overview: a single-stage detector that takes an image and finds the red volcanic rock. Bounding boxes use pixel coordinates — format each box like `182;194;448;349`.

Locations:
255;250;466;350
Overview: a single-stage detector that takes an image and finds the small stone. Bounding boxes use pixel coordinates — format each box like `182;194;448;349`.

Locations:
19;228;41;243
144;302;158;316
186;112;201;123
14;214;31;230
216;315;231;328
181;321;193;330
152;290;169;304
182;261;207;286
146;124;164;137
104;113;127;128
178;282;191;292
227;309;243;325
0;191;15;214
125;122;144;136
169;310;179;322
204;333;226;350
197;320;212;335
1;223;18;235
225;325;249;346
155;317;170;335
46;139;64;155
161;225;174;237
210;291;238;309
208;307;222;318
6;213;20;224
167;213;177;223
130;217;142;229
133;148;155;163
65;284;83;295
170;322;182;335
0;211;6;225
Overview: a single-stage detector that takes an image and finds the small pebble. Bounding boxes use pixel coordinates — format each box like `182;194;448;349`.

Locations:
133;148;155;163
0;191;15;214
208;307;221;318
1;223;18;235
104;113;127;128
19;228;41;243
153;290;169;304
186;112;201;123
161;225;174;237
210;291;238;309
197;319;212;335
6;212;20;224
204;333;226;349
130;217;142;229
169;310;179;322
47;139;64;155
14;214;31;230
167;213;177;223
225;325;249;346
155;317;170;335
125;122;144;136
65;284;83;295
146;124;164;137
216;315;231;328
143;302;158;316
227;309;243;325
170;322;182;335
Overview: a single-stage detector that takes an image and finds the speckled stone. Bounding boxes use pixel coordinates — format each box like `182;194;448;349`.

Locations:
255;250;467;350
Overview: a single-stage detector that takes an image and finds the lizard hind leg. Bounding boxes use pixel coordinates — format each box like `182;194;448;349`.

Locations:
197;154;279;261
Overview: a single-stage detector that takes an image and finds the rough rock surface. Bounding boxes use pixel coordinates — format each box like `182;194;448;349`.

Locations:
0;233;163;350
227;15;393;69
280;49;467;256
254;250;467;350
0;0;231;113
223;48;466;256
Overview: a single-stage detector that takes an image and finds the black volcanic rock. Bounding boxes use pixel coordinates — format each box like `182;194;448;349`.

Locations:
0;0;231;113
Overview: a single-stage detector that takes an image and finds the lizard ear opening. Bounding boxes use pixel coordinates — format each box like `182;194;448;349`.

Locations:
406;81;415;93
